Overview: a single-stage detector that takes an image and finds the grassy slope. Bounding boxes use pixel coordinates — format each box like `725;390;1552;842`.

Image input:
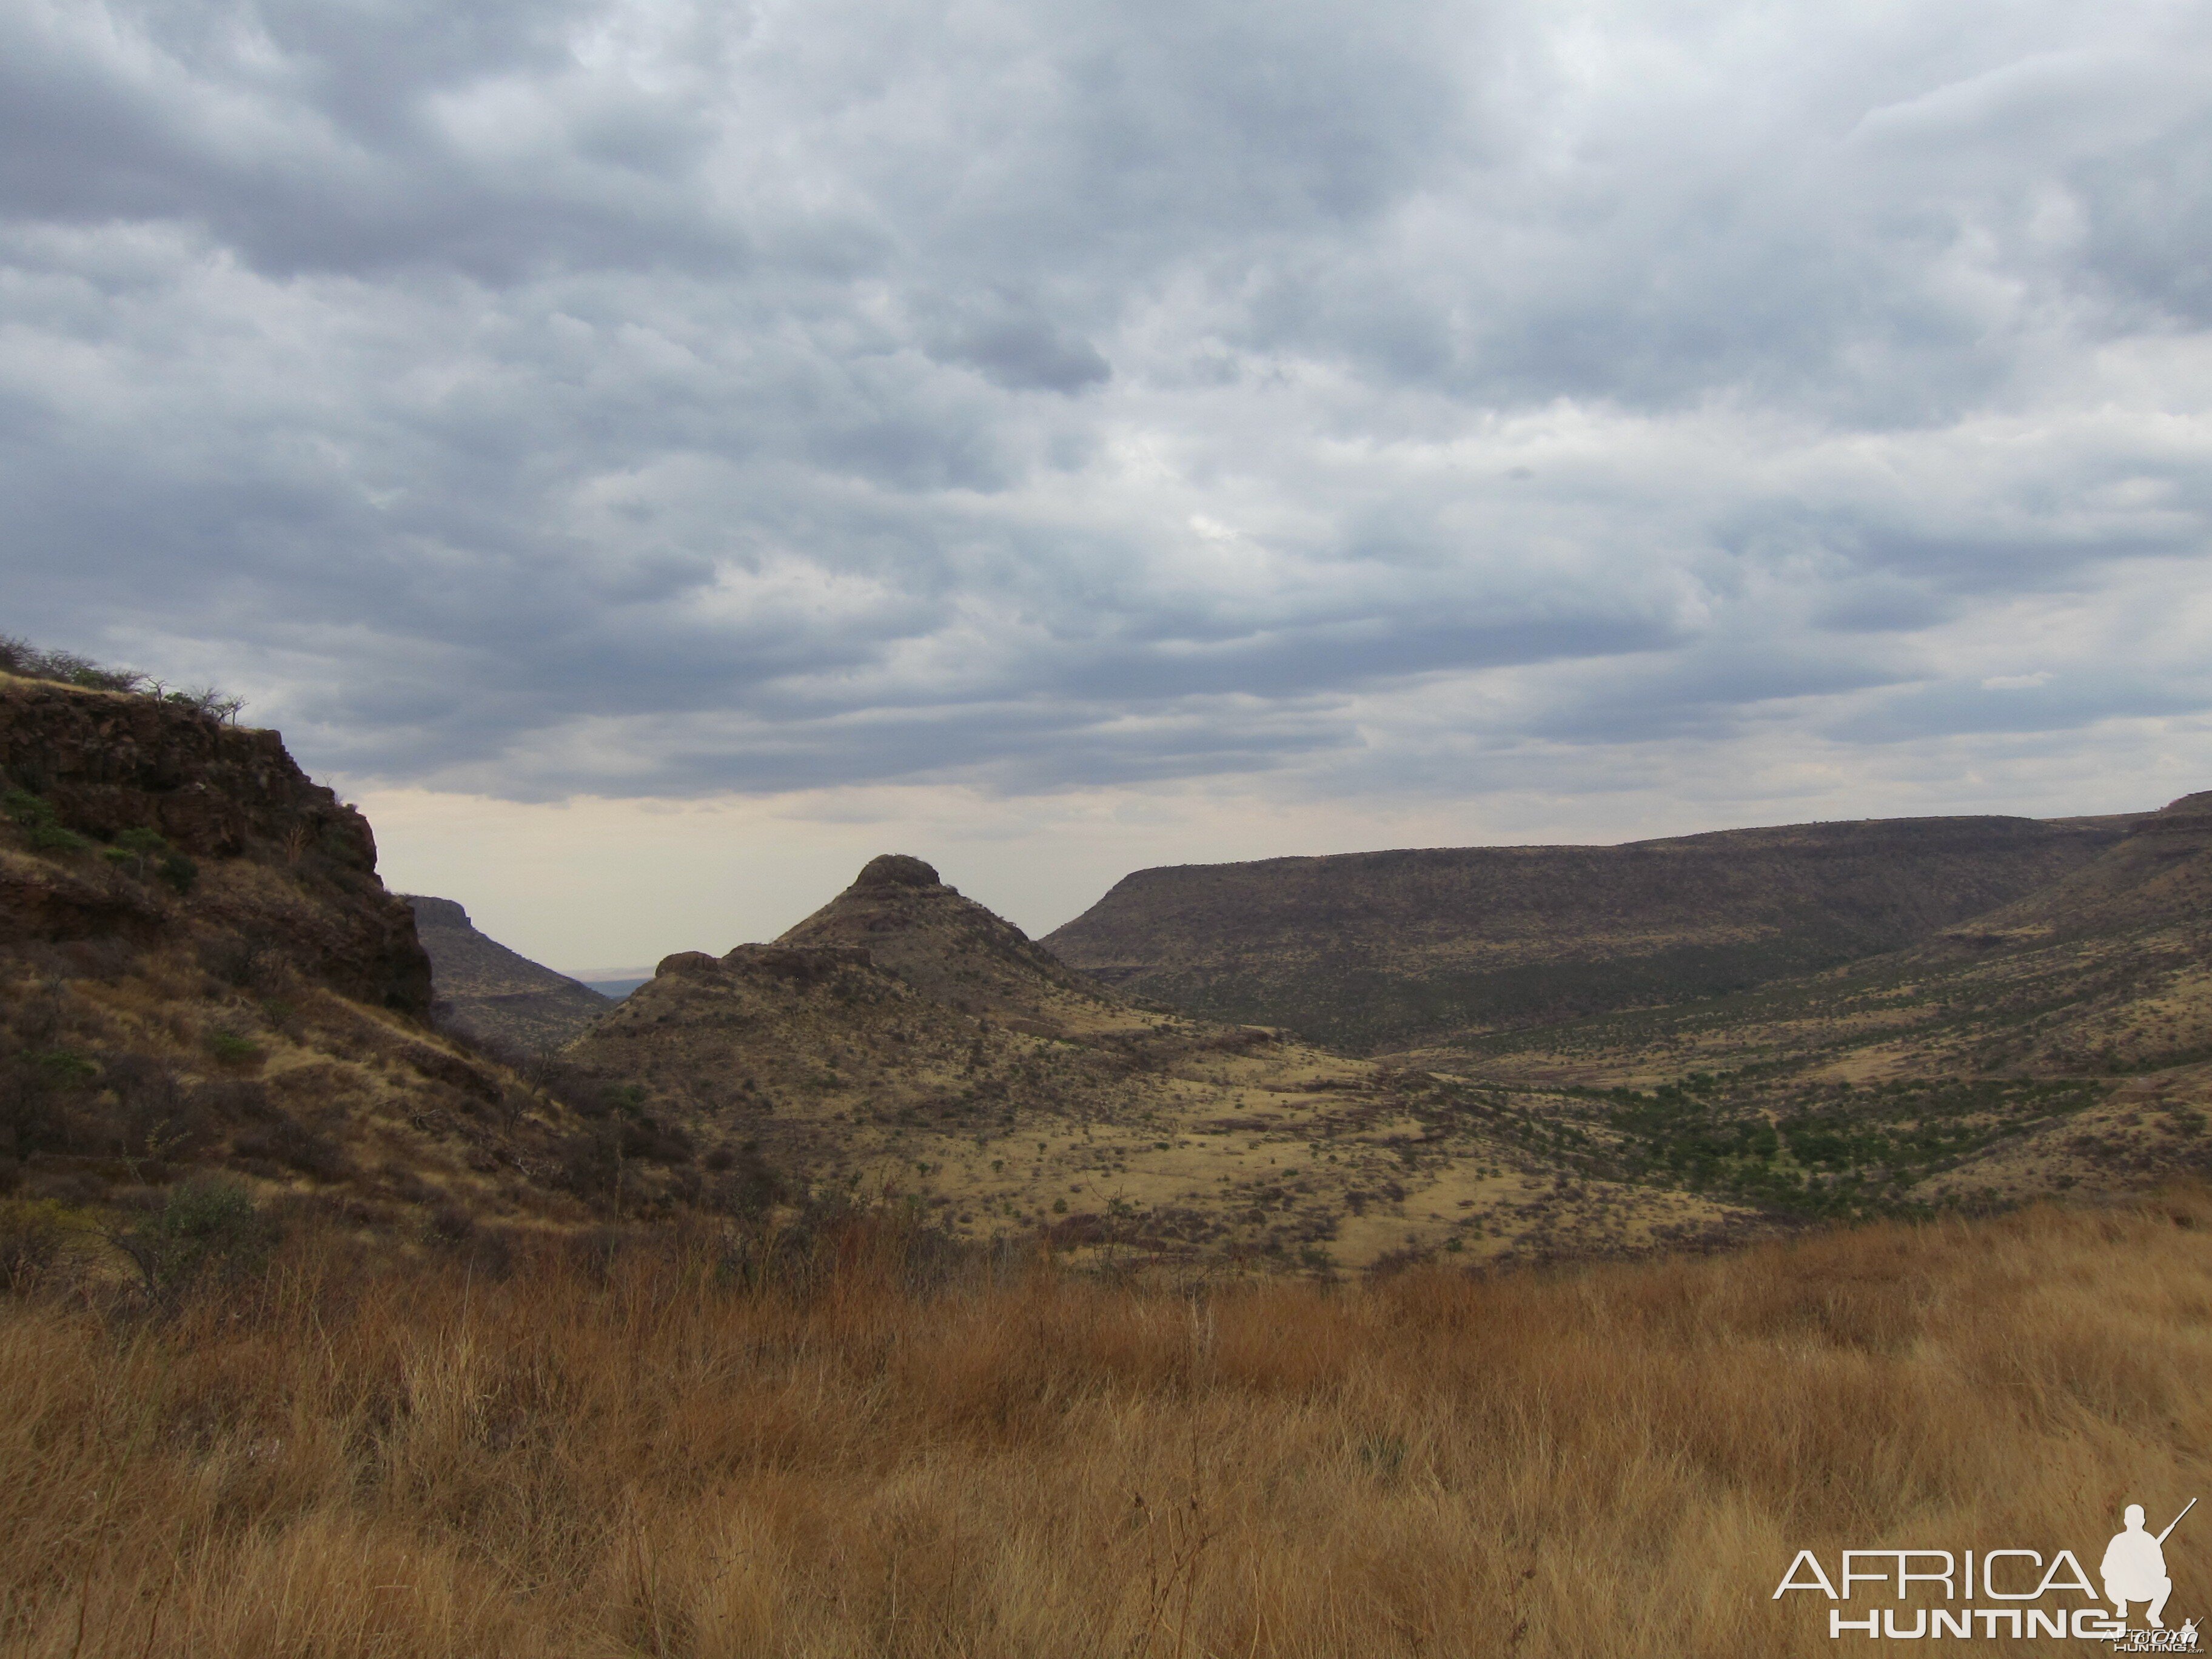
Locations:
0;674;657;1237
4;1187;2208;1657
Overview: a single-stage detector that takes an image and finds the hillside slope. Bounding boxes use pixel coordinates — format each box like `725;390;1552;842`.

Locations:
1045;815;2132;1053
1437;790;2212;1217
0;671;682;1239
407;895;611;1053
565;855;1763;1269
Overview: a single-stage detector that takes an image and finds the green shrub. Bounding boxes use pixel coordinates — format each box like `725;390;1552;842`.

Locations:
110;1176;276;1297
207;1031;264;1067
35;1050;98;1086
102;824;174;879
4;788;88;854
158;851;198;894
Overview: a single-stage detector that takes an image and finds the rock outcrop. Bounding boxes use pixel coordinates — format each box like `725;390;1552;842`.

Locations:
0;675;429;1013
0;671;611;1235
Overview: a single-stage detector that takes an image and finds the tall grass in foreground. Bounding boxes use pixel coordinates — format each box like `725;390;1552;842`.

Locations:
4;1193;2210;1657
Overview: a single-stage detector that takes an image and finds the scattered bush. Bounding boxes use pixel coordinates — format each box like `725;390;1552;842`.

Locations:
707;1141;783;1219
231;1118;350;1181
0;635;142;691
3;788;88;854
109;1176;277;1298
196;1077;275;1122
618;1113;694;1164
0;1060;67;1162
206;1031;265;1068
200;936;283;991
0;634;246;721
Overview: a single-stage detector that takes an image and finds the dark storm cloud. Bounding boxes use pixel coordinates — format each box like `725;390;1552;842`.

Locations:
4;0;2210;802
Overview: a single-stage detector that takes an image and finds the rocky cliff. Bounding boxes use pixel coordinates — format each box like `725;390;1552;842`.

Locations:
0;675;429;1013
0;671;617;1238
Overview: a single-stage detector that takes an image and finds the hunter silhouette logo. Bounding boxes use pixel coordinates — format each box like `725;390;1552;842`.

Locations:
2105;1500;2191;1629
1774;1498;2199;1644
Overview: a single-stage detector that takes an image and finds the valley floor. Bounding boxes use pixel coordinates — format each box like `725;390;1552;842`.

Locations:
5;1188;2210;1657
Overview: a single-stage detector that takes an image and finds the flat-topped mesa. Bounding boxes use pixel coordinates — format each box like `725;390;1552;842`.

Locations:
2133;789;2212;838
1042;812;2143;1053
651;944;878;985
776;853;1112;1017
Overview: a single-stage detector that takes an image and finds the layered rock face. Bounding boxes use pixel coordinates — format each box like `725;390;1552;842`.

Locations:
0;677;429;1014
0;677;384;864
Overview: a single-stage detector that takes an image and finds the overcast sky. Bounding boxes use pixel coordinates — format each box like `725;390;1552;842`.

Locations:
7;0;2211;967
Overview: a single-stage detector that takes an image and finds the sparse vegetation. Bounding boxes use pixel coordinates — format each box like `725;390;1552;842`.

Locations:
0;631;244;722
1047;819;2133;1052
104;1173;276;1298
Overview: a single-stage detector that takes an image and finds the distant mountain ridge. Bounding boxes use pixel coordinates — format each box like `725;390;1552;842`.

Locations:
404;896;612;1053
1426;790;2212;1210
1044;814;2136;1054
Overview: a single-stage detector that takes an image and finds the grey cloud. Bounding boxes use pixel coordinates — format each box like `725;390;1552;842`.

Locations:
1826;672;2211;745
5;0;2211;807
929;310;1110;394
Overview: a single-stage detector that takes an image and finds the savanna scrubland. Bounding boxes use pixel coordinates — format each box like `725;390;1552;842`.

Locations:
7;651;2212;1657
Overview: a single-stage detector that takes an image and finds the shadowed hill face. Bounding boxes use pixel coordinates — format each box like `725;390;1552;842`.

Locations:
1941;790;2212;948
1044;816;2136;1053
1;672;428;1013
405;896;612;1054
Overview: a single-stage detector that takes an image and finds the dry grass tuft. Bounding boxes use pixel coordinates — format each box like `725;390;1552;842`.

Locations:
5;1191;2210;1656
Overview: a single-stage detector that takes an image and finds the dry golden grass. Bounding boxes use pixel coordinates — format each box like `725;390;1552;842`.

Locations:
5;1190;2211;1657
